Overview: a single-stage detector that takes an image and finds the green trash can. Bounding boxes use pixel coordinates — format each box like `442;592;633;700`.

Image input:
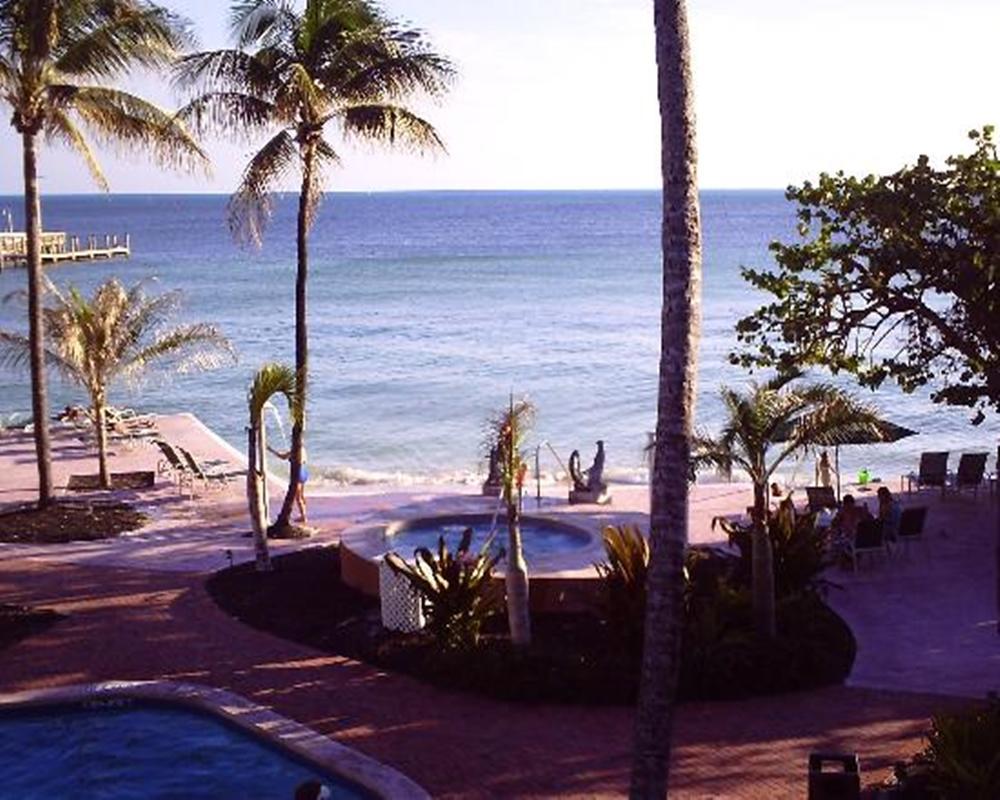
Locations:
808;753;860;800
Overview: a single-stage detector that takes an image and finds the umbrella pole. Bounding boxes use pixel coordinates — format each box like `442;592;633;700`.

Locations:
836;445;842;502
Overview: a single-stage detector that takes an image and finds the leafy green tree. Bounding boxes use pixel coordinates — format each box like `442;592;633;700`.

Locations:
0;277;233;489
632;0;703;795
694;374;886;638
176;0;453;535
734;127;1000;423
0;0;206;507
247;363;300;571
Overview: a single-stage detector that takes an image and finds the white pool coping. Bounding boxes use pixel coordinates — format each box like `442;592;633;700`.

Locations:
0;680;429;800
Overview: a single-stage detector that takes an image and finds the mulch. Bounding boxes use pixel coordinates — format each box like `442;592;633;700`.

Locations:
0;501;149;544
66;471;156;491
0;604;63;651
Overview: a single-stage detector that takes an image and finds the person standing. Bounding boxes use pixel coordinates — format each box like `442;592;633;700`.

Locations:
268;444;309;524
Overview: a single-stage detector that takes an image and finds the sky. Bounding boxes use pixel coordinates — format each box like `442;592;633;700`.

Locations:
1;0;998;194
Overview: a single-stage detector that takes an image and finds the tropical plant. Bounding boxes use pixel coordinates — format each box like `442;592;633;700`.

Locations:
922;694;1000;800
595;524;649;655
486;396;535;647
714;499;831;600
0;0;206;508
385;528;503;651
632;0;704;795
693;373;886;639
0;277;233;489
247;363;300;572
175;0;453;535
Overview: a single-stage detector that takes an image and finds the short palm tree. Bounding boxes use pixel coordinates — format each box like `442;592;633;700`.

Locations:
488;396;535;647
175;0;453;534
0;0;207;508
247;362;300;571
0;277;234;489
694;373;888;637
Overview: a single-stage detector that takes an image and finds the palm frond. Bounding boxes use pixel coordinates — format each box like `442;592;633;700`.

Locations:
248;361;300;423
54;2;192;80
339;103;444;153
227;129;298;245
57;85;208;173
44;109;108;190
122;322;236;380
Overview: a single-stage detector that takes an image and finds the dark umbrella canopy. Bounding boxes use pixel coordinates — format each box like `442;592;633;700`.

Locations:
770;419;919;499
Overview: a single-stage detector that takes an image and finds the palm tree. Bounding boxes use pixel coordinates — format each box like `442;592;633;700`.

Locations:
694;373;887;638
488;396;534;647
175;0;453;535
631;1;703;796
0;0;206;508
247;363;300;572
0;277;234;489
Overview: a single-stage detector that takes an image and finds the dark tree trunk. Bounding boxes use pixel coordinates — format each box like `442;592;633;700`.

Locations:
21;131;53;508
273;144;314;534
751;481;777;638
94;397;110;490
631;0;703;796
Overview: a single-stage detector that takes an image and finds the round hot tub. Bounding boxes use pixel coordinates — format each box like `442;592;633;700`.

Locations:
340;512;604;613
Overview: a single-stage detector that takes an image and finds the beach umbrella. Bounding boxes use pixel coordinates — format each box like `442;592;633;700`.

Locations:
772;419;918;500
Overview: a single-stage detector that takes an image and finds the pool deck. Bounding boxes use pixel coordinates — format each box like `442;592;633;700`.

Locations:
0;413;998;797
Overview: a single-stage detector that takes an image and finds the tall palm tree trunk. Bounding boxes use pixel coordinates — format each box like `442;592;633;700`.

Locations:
274;144;315;533
505;502;531;647
631;1;702;796
247;422;271;571
93;395;111;489
21;131;53;508
751;481;776;638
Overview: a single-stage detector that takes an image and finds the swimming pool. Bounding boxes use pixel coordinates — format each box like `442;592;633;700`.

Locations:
384;514;593;561
0;701;368;799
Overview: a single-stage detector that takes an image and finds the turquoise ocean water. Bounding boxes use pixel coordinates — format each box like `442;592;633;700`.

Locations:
0;191;993;486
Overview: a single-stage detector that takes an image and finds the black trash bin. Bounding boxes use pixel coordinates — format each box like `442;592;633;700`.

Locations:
808;752;861;800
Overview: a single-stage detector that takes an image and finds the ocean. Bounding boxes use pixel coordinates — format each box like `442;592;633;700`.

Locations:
0;191;992;487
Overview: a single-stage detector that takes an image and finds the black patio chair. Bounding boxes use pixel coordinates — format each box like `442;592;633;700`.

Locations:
805;486;838;513
909;452;949;496
850;518;886;572
954;453;989;498
896;506;927;555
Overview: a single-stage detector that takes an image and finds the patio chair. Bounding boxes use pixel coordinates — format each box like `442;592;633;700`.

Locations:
850;518;887;572
152;439;192;489
896;506;927;555
953;452;989;498
908;452;949;496
176;445;241;494
805;486;838;513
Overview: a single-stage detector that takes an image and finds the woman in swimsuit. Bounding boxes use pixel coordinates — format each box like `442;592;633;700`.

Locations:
268;444;309;523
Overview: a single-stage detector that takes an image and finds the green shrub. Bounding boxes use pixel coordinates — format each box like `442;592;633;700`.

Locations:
715;499;831;599
594;524;649;654
922;694;1000;799
385;528;503;651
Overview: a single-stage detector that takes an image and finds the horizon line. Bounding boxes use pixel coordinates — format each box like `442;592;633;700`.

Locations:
0;186;788;198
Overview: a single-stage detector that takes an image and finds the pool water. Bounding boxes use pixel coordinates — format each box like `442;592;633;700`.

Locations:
0;702;368;799
384;516;591;562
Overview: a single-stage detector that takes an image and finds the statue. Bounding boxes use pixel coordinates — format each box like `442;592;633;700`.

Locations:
482;446;502;497
568;440;611;505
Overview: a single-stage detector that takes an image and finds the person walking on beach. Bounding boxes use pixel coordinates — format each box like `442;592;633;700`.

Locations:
268;443;309;524
817;450;835;488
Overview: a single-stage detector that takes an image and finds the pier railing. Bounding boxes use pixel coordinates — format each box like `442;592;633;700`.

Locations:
0;231;130;269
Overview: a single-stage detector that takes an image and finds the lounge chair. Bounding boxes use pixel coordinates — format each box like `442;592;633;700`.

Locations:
176;446;241;494
953;453;989;498
896;506;927;555
805;486;838;513
850;518;887;572
152;439;192;488
908;452;949;496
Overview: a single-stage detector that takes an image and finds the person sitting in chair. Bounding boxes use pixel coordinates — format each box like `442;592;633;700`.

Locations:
877;486;902;542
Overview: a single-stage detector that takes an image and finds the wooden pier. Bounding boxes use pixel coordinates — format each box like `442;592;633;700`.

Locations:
0;231;130;270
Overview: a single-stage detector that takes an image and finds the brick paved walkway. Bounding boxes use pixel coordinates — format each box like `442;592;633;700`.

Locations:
0;557;962;799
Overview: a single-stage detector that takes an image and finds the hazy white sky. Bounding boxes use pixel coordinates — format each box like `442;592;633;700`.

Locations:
1;0;998;194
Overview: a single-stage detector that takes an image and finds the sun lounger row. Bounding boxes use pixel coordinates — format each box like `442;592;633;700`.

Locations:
152;438;243;496
907;451;992;498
